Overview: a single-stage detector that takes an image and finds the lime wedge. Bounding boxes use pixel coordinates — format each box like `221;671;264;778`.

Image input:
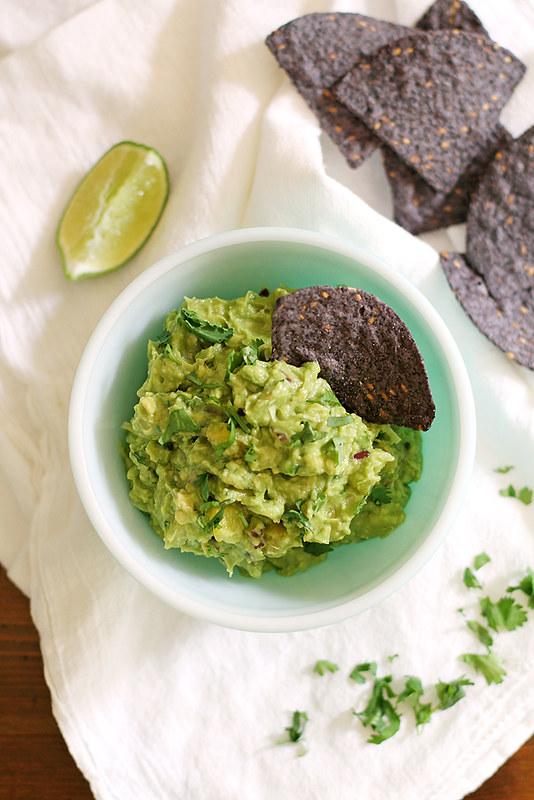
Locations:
57;141;169;280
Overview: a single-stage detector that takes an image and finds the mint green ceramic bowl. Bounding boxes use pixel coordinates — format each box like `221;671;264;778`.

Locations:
68;227;475;632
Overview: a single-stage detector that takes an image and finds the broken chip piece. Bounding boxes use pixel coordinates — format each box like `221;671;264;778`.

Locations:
466;126;534;304
441;252;534;369
416;0;487;35
382;124;512;235
265;12;409;168
333;29;526;194
271;285;435;430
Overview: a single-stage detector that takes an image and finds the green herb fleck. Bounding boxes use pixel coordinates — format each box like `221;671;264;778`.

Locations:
327;415;354;428
158;408;198;443
193;473;211;502
463;567;483;590
397;676;434;729
473;552;491;570
369;486;392;506
307;388;342;406
499;484;532;505
213;418;236;458
494;465;514;473
279;710;309;746
180;308;233;344
354;675;401;744
466;620;494;650
479;595;528;632
313;660;339;676
507;567;534;609
435;676;473;710
349;662;377;683
290;421;326;447
460;653;506;685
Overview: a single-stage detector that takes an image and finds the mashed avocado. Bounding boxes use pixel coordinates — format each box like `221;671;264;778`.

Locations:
121;288;422;578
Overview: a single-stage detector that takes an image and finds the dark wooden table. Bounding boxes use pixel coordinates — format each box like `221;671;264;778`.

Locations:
1;565;533;799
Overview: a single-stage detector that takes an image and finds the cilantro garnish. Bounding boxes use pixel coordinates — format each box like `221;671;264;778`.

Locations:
290;421;326;447
463;567;483;590
494;465;514;474
196;502;227;535
349;662;377;683
460;653;506;685
369;486;392;506
327;415;354;428
322;438;344;465
435;676;474;709
353;675;401;744
243;444;257;462
498;484;532;505
397;676;433;729
184;372;224;389
283;499;311;532
279;711;309;746
225;338;265;377
466;620;494;650
507;567;534;609
193;473;211;502
479;595;528;632
302;541;334;556
473;552;491;570
307;388;342;406
158;408;198;443
180;308;234;344
213;418;236;458
313;660;339;676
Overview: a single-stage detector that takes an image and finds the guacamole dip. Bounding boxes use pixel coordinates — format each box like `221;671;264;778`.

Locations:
121;288;423;578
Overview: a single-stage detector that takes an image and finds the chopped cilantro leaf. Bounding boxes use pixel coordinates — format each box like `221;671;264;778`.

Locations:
322;438;344;465
302;541;333;556
463;567;483;590
243;444;257;462
180;308;233;343
197;502;227;535
313;660;339;676
466;620;494;650
193;473;211;502
499;484;533;505
307;388;342;406
397;676;434;729
279;710;309;745
354;675;401;744
158;408;198;443
283;499;311;532
473;552;491;570
290;421;326;447
435;676;473;710
494;465;514;474
349;662;377;683
507;567;534;609
460;653;506;685
479;595;528;632
327;415;353;428
369;486;392;506
213;418;236;458
184;372;224;389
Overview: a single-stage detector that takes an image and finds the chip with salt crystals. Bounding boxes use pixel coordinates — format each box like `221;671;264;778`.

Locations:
270;286;435;430
466;126;534;304
382;124;511;234
416;0;487;34
333;29;525;194
441;252;534;369
265;12;409;168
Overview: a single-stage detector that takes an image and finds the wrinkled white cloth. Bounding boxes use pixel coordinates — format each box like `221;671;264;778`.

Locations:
1;1;534;798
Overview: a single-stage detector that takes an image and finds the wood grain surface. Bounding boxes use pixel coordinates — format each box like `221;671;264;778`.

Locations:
1;565;533;800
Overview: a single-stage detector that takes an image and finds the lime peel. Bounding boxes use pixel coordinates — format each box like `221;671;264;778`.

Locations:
56;141;169;280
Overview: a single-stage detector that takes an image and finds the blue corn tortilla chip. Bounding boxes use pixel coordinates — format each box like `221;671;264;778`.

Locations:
382;124;512;234
265;13;409;168
416;0;487;35
441;252;534;369
466;126;534;304
271;286;435;430
334;29;526;193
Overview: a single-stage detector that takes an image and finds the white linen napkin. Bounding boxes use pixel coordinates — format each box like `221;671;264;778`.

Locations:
1;1;533;798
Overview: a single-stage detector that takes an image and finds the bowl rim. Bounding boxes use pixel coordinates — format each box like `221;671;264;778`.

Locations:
69;226;476;632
